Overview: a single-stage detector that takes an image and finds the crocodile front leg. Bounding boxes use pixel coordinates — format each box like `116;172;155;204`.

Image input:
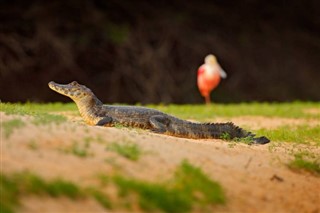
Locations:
149;115;170;133
96;116;113;126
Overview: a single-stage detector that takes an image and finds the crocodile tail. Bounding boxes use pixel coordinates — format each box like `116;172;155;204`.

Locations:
202;122;253;139
170;122;269;144
190;122;270;144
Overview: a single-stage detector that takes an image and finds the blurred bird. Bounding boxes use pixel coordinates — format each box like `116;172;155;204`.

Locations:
197;54;227;104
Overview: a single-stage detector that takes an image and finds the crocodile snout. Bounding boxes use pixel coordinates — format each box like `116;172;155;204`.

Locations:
48;81;55;88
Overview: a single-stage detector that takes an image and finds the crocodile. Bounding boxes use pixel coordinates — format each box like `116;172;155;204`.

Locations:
48;81;270;144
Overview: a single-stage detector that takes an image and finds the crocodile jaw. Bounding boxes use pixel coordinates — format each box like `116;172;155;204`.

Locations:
48;81;81;99
48;81;104;125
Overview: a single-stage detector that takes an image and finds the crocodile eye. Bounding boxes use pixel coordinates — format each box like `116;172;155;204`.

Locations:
71;81;78;86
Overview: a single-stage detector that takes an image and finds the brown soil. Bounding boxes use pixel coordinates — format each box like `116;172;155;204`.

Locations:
1;112;320;213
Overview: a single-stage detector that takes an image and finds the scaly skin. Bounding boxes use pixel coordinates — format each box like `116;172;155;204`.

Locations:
48;81;270;144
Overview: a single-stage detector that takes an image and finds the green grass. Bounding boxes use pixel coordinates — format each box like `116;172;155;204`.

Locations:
2;101;319;119
114;160;225;212
2;119;25;138
31;113;67;125
148;102;320;120
1;102;68;126
0;172;111;213
220;132;232;141
107;142;142;161
113;123;127;129
220;132;255;145
288;152;320;175
256;125;320;144
234;135;255;144
0;102;76;115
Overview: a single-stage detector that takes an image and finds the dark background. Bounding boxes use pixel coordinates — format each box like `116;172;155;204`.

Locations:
1;0;319;104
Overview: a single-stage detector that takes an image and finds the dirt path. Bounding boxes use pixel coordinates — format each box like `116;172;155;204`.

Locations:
1;112;320;213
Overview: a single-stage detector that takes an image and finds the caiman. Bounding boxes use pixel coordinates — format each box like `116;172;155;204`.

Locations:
48;81;270;144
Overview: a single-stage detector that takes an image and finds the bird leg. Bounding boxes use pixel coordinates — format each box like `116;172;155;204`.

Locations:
205;95;211;105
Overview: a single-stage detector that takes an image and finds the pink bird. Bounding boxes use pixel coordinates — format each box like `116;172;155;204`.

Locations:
197;54;227;104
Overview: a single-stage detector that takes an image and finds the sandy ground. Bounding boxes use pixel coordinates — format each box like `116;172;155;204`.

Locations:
1;111;320;213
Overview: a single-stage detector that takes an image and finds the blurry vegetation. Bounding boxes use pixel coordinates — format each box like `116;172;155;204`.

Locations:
0;172;111;213
0;0;319;103
2;119;25;138
106;141;142;161
114;160;225;212
288;152;320;175
27;140;38;150
31;113;67;126
0;161;223;213
61;140;92;158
